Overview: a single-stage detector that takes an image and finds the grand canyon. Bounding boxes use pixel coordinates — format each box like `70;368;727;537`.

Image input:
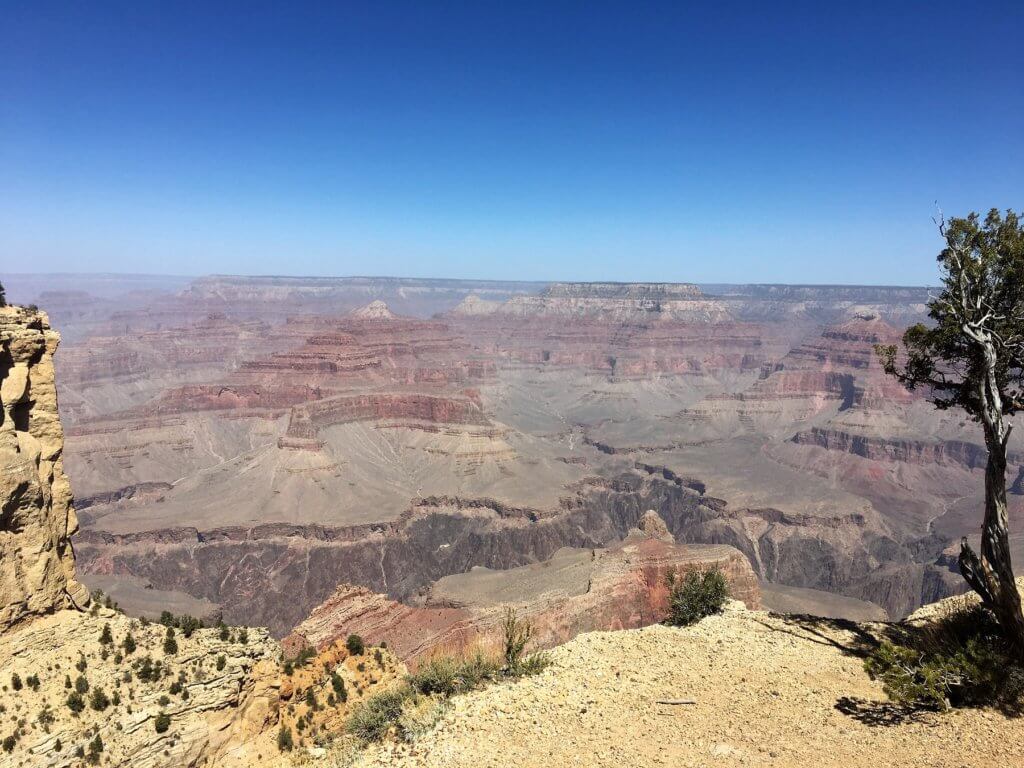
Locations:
6;273;1018;644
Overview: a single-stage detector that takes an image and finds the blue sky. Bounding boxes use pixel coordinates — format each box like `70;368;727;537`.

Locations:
2;2;1021;284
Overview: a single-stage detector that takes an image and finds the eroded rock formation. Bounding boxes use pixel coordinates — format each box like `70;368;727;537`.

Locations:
283;517;760;663
0;305;89;630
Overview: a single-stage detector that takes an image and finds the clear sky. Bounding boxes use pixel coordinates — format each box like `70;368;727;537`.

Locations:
2;1;1021;284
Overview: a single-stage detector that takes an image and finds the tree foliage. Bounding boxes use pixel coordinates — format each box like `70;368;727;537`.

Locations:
877;209;1024;417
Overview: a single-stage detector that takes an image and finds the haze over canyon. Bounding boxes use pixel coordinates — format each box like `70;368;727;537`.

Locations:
6;273;1018;640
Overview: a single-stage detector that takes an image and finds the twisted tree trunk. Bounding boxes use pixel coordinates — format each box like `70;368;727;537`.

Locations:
958;345;1024;656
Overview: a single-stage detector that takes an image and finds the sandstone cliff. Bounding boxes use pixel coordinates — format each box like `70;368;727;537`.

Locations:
0;305;89;630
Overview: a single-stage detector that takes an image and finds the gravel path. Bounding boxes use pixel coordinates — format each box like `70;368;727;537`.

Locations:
355;603;1023;768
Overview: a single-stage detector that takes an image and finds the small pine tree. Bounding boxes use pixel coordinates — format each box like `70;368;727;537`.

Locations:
99;624;113;645
10;674;22;691
163;635;178;655
122;633;136;654
87;734;103;765
74;676;89;694
66;692;85;713
331;672;347;703
346;634;365;656
154;711;171;733
89;687;110;711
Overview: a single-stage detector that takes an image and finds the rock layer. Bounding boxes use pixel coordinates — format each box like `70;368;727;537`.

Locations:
283;524;761;664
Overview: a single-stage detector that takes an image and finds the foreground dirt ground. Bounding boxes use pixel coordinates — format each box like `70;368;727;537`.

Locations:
354;603;1023;768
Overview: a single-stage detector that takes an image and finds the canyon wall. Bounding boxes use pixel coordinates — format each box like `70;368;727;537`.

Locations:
0;305;89;630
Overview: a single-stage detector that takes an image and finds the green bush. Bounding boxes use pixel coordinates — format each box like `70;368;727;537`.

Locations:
277;725;293;752
407;651;501;697
99;624;113;645
665;567;729;627
865;597;1023;711
66;692;85;713
331;672;348;702
501;608;534;672
10;674;21;691
74;675;89;694
345;688;413;742
88;687;110;711
346;634;365;656
154;711;171;733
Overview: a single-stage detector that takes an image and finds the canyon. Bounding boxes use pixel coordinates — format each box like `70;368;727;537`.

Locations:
0;300;764;767
4;274;1018;641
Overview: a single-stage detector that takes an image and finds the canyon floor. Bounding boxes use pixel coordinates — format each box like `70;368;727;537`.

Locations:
354;601;1023;768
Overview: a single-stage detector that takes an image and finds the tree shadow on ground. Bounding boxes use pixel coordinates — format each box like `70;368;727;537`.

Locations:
753;613;883;660
833;696;931;727
756;611;1024;723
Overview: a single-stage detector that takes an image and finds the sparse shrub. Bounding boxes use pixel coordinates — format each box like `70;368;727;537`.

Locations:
2;735;15;753
216;655;226;671
76;656;87;673
218;623;230;641
163;635;178;655
159;611;174;627
26;674;40;692
277;725;293;752
237;628;248;644
154;711;171;733
64;675;71;689
374;648;384;667
74;675;89;694
408;654;489;697
305;688;317;711
99;623;113;645
346;634;365;656
345;688;413;742
53;738;61;752
158;695;170;707
865;597;1023;711
10;674;21;691
501;607;534;672
516;651;552;677
665;567;729;627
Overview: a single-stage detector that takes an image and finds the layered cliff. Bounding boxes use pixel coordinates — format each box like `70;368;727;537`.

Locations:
282;518;761;663
0;305;89;630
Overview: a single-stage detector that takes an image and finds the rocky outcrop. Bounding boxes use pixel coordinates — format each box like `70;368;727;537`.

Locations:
0;305;89;630
351;299;397;320
283;519;760;663
0;608;279;768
